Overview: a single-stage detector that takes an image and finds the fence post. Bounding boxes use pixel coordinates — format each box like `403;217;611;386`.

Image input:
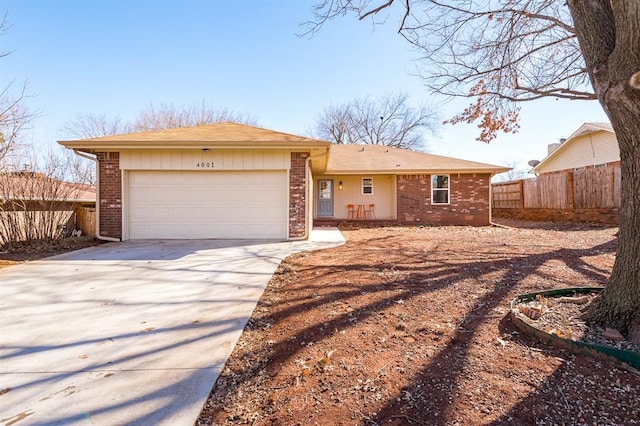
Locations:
567;171;574;210
519;180;524;209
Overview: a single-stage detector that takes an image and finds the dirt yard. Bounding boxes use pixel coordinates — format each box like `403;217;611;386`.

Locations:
198;220;640;425
0;237;102;268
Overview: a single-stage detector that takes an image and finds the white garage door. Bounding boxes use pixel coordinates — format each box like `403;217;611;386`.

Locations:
128;170;288;239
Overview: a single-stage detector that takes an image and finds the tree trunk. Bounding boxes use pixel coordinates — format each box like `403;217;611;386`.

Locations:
568;0;640;342
585;103;640;343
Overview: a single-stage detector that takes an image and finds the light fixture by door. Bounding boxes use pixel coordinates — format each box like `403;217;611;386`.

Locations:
339;181;343;190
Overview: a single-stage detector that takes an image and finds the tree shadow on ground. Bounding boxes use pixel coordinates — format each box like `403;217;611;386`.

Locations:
200;227;629;424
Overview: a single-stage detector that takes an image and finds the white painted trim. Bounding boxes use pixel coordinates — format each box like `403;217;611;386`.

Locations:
430;174;451;205
362;177;374;195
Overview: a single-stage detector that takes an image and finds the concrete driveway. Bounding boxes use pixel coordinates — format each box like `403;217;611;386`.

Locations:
0;231;344;425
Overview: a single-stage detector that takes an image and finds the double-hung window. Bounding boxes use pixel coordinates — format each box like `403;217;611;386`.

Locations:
431;175;449;204
362;178;373;195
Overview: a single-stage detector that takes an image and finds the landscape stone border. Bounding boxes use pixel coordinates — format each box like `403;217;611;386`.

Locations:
510;287;640;370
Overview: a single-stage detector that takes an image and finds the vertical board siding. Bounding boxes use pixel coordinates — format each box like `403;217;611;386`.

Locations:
120;150;290;170
314;174;396;220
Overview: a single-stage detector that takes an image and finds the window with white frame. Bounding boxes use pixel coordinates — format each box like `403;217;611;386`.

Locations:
362;178;373;195
431;174;449;204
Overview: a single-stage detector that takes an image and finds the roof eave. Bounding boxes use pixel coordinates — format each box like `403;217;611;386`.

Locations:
323;168;510;175
58;140;331;150
3;197;95;203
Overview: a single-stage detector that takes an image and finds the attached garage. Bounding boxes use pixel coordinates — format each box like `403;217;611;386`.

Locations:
59;122;510;240
127;170;288;239
59;123;331;241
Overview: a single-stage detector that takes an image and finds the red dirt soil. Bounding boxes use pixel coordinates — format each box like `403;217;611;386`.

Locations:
198;221;640;425
0;237;102;268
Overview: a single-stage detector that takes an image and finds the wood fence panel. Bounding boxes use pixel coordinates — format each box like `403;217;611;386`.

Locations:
492;164;621;213
574;166;618;208
522;174;568;208
75;207;96;236
541;173;568;208
523;178;540;208
492;181;523;208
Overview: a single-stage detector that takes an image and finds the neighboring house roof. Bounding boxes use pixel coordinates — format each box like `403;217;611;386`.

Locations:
0;173;96;203
59;122;331;150
532;122;618;174
324;144;510;175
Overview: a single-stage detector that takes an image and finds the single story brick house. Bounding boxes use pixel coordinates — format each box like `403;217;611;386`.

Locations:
59;122;508;241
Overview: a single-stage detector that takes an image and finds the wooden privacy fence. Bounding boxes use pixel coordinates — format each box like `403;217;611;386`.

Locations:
573;166;622;208
492;181;523;209
75;206;96;236
492;165;621;224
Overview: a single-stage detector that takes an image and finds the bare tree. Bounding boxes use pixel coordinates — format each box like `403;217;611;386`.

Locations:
131;100;258;132
60;113;129;139
314;92;438;150
63;148;96;185
0;149;93;245
0;15;36;163
315;104;355;144
62;101;258;137
308;1;640;342
492;158;528;183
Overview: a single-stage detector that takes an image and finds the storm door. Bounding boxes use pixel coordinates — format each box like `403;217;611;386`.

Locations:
316;179;334;217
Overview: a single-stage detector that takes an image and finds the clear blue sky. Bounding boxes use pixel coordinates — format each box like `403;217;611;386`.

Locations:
2;1;609;173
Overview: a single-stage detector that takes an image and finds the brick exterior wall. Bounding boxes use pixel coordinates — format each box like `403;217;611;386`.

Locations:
97;152;122;239
289;152;309;237
397;173;491;226
493;208;620;224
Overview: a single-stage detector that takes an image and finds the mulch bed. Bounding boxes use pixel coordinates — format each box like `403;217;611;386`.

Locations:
197;220;640;425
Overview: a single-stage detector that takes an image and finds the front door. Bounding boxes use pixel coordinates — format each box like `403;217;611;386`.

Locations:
316;179;334;217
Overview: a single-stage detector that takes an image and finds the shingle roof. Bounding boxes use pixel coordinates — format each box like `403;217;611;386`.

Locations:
0;173;96;203
325;144;510;174
59;122;330;150
58;122;508;174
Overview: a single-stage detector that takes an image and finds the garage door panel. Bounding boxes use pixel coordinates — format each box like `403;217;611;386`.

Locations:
191;207;211;220
128;171;288;239
130;207;153;221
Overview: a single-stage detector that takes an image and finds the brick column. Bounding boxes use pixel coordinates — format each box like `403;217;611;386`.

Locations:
97;152;122;239
289;152;309;238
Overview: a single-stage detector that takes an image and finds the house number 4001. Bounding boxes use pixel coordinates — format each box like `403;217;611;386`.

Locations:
195;162;215;168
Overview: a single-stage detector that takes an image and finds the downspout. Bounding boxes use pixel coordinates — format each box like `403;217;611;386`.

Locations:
288;151;327;241
72;149;120;242
489;173;494;225
489;172;501;227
